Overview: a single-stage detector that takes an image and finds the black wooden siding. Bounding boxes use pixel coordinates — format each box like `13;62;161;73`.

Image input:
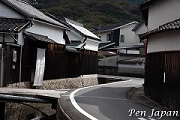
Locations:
3;44;20;86
44;44;98;80
20;39;98;84
145;51;180;110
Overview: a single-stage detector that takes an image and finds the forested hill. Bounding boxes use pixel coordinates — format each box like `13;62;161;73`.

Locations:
33;0;146;29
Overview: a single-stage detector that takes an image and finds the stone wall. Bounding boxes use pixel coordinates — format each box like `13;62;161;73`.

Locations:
5;102;55;120
6;74;98;89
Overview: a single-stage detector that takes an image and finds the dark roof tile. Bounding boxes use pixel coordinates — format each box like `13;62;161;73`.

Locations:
24;32;56;43
0;17;30;32
140;18;180;39
1;0;67;28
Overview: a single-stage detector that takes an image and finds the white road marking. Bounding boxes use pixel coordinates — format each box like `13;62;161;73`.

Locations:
69;79;134;120
70;87;98;120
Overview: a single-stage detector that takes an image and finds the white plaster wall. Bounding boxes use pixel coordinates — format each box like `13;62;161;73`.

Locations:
18;32;24;45
135;23;147;35
67;30;83;42
95;31;111;43
148;0;180;30
119;23;137;46
26;21;65;44
0;3;23;18
84;38;100;51
147;30;180;53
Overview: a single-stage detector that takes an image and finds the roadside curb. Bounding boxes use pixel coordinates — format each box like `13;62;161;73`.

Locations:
127;86;169;111
57;99;72;120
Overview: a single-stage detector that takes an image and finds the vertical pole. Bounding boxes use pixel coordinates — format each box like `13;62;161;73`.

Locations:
19;45;22;84
0;33;5;87
0;48;4;87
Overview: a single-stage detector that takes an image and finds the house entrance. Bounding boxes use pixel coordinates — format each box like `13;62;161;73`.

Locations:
3;44;20;86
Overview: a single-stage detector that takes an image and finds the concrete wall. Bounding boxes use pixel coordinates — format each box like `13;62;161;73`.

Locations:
148;0;180;30
147;30;180;53
98;66;144;77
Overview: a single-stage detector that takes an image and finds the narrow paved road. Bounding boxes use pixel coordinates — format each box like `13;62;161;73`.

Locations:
60;78;178;120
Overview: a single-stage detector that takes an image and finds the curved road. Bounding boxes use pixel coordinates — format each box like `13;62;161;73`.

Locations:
60;78;178;120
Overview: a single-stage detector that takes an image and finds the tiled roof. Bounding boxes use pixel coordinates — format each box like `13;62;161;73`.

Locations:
24;32;56;43
92;23;125;33
93;21;138;33
65;18;101;41
1;0;67;28
140;18;180;39
0;17;30;32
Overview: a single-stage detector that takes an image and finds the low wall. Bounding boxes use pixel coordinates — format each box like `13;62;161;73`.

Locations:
4;74;98;120
98;66;144;77
98;66;118;75
6;74;98;89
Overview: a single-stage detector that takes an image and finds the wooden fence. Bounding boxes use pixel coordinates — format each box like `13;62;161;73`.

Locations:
145;51;180;110
44;44;98;80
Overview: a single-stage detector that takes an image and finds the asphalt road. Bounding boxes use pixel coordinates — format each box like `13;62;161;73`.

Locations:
60;78;179;120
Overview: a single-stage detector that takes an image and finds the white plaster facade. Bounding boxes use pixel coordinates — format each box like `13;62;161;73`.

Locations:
84;38;100;51
134;23;147;36
66;20;100;52
148;0;180;30
98;31;111;43
94;22;140;47
26;20;65;44
147;30;180;53
0;2;66;45
119;23;139;47
146;0;180;53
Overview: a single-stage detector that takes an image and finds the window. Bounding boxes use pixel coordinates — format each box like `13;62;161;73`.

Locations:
107;34;111;41
120;35;125;42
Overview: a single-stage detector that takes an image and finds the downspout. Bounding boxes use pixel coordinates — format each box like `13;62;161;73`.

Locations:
81;36;87;76
19;44;22;84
